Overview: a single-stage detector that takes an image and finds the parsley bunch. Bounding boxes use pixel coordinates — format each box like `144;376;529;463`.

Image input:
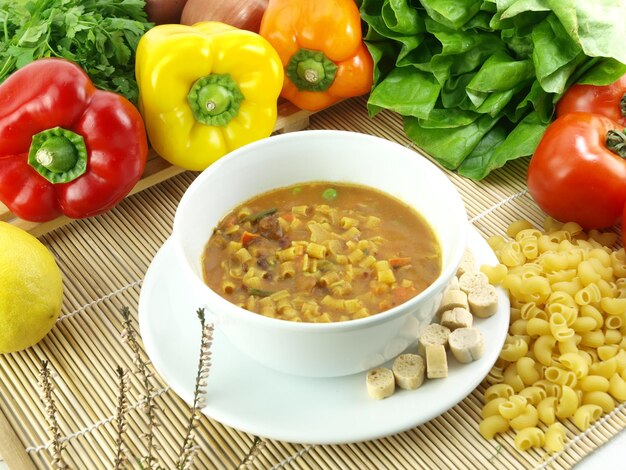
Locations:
0;0;153;103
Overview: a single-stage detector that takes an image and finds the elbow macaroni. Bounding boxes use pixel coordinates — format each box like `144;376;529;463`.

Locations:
500;336;529;362
510;404;539;431
573;404;602;431
479;415;510;440
514;427;544;451
555;385;579;419
479;217;626;453
544;423;567;453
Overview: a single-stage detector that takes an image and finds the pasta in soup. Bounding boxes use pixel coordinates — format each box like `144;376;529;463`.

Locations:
202;182;441;322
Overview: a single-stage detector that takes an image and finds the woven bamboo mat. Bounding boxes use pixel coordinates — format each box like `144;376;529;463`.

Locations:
1;97;625;469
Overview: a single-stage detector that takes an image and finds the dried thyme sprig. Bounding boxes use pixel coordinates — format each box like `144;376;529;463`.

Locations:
238;435;266;469
113;366;129;470
121;306;159;470
39;360;67;469
176;308;214;470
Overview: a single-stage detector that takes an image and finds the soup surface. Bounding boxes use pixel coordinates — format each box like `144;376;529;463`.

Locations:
202;182;441;322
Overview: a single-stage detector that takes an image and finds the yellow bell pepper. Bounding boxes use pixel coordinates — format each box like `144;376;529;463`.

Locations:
135;22;284;170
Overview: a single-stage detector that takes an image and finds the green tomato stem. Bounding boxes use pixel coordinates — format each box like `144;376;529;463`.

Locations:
620;93;626;119
606;129;626;158
28;127;87;184
187;74;244;127
286;49;338;92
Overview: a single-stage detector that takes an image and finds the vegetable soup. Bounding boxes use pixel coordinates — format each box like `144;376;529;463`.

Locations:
202;182;441;322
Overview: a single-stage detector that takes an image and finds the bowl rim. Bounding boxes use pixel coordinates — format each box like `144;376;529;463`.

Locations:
172;129;468;332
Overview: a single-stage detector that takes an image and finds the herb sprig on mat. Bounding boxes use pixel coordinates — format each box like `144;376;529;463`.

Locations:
0;0;153;103
176;308;214;469
238;435;266;469
114;366;130;470
38;306;264;468
121;306;159;470
39;360;67;470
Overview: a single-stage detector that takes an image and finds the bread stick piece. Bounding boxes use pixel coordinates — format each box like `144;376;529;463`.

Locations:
449;327;485;363
426;344;448;379
418;323;451;355
458;271;489;294
392;354;425;390
456;249;476;277
436;289;469;316
468;284;499;318
366;367;395;399
440;307;473;330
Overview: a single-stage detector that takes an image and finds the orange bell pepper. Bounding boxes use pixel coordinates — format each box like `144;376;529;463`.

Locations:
259;0;374;111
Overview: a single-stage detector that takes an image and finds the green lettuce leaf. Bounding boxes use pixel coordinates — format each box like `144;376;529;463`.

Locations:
368;67;440;118
458;111;548;178
547;0;626;65
531;14;582;93
419;0;484;29
404;113;500;169
417;108;479;128
577;58;626;85
465;50;535;106
381;0;423;34
361;0;626;179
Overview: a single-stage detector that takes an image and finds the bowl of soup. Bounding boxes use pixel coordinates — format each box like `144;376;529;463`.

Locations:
172;130;468;377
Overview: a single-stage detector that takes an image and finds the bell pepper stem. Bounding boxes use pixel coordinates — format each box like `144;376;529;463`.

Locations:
28;127;88;184
187;74;244;127
286;49;338;92
606;129;626;158
297;59;325;85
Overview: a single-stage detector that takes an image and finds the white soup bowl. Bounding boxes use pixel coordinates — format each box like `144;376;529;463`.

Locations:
172;130;468;377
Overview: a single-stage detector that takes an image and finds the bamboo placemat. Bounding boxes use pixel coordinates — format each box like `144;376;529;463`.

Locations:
1;97;625;469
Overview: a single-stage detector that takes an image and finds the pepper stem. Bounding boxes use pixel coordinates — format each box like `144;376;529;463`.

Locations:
286;49;338;92
28;127;87;184
620;93;626;119
187;74;244;127
606;129;626;158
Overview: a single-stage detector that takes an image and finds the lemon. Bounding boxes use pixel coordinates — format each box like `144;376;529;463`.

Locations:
0;222;63;353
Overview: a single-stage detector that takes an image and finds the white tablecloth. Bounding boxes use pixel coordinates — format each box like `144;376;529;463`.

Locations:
575;428;626;468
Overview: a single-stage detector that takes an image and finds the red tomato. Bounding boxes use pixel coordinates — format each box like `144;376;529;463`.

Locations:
557;74;626;126
527;112;626;230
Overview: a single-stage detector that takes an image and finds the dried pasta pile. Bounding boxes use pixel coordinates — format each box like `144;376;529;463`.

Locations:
479;218;626;453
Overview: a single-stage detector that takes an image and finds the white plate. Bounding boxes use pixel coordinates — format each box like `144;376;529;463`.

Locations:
138;226;509;445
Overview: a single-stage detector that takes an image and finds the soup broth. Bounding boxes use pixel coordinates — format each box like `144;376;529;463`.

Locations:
202;182;441;322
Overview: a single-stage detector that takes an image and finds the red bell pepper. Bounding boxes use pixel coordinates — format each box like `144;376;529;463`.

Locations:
0;58;148;222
